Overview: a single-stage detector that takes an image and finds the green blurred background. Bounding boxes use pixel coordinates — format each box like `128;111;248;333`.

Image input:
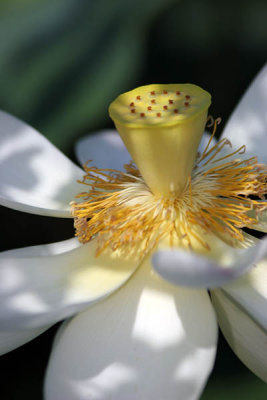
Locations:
0;0;266;398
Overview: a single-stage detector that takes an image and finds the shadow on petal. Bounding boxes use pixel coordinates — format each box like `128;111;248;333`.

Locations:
0;111;83;217
44;258;217;400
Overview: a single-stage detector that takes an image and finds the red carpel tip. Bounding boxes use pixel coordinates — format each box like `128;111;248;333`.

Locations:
156;112;161;117
140;113;145;117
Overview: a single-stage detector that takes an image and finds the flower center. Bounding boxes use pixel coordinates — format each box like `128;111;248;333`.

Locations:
71;130;266;258
71;84;267;258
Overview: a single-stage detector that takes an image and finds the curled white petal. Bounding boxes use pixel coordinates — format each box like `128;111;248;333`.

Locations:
152;235;267;288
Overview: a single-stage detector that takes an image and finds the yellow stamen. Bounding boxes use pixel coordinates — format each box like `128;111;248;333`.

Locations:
71;136;267;258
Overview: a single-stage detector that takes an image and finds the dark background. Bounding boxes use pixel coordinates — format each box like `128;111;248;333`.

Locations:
0;0;266;398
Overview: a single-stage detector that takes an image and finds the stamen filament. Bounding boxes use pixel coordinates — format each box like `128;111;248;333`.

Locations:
71;131;267;259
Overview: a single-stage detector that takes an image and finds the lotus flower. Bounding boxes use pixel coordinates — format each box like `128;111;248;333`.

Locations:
0;65;267;400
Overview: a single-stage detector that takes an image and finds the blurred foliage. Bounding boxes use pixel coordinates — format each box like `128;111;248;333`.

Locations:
0;0;176;150
202;378;267;400
0;0;266;152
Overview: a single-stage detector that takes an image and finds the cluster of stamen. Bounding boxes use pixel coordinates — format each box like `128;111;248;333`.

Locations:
71;119;267;258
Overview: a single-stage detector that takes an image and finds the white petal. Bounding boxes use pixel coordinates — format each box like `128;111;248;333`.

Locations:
220;257;267;331
1;237;81;257
0;238;139;330
75;130;131;169
152;233;267;288
211;288;267;382
221;64;267;163
0;325;51;356
45;258;217;400
0;111;84;217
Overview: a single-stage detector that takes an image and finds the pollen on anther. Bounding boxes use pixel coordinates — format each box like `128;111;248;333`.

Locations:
174;109;179;114
168;99;174;104
136;95;141;100
130;102;134;107
156;112;161;117
151;99;156;104
140;113;145;117
131;109;136;113
150;91;156;95
176;91;181;95
147;106;152;111
184;102;189;107
163;105;168;110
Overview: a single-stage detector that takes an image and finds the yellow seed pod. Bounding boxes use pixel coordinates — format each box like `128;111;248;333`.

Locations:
109;84;211;197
